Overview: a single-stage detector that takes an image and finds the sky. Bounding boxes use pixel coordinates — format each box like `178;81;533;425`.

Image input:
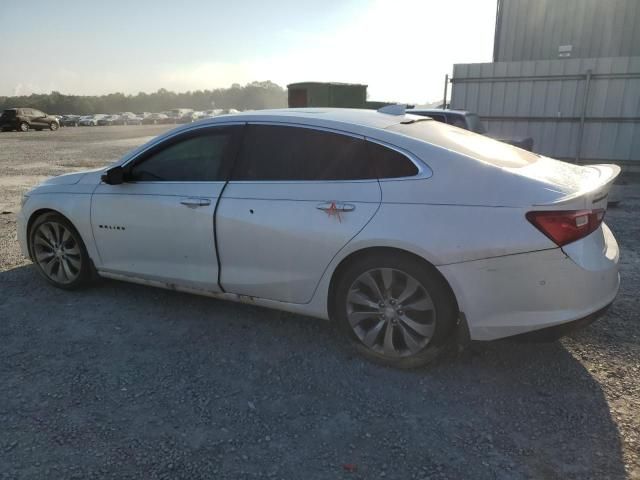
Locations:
0;0;496;104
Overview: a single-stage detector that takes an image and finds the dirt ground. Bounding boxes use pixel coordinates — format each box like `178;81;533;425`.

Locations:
0;125;638;479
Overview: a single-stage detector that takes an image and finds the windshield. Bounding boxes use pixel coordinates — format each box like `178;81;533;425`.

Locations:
465;113;486;134
1;110;16;118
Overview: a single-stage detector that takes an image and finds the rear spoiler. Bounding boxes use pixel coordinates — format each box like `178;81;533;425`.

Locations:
534;164;621;209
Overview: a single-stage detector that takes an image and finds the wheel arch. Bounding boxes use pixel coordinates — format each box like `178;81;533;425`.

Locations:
326;246;460;322
26;208;83;260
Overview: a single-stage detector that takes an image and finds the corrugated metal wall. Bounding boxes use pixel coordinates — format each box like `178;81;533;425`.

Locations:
450;56;640;165
495;0;640;62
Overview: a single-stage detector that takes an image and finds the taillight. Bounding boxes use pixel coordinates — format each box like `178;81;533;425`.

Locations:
526;209;605;247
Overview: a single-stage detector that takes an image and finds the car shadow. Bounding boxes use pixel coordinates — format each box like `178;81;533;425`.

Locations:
0;264;627;479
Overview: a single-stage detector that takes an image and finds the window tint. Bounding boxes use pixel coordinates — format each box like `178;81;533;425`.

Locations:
367;141;419;178
32;110;44;117
232;125;373;181
130;129;236;182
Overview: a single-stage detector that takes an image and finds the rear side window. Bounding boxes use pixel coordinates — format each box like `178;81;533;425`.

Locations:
232;125;374;181
367;141;419;178
129;127;238;182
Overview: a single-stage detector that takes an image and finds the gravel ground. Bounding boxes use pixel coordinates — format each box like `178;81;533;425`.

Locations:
0;126;638;479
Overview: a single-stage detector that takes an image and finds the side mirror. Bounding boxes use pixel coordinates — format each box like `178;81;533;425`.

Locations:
101;166;125;185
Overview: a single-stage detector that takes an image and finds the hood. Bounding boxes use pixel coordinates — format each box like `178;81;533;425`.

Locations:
40;167;107;186
40;171;87;186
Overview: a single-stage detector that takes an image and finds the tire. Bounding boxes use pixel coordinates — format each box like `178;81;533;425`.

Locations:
334;252;458;369
29;213;93;290
19;122;29;132
50;122;59;131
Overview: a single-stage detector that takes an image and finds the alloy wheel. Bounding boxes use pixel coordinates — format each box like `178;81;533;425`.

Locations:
32;221;82;284
346;268;436;358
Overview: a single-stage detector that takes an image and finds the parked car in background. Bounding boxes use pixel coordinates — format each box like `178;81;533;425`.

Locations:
141;113;170;125
118;112;142;125
169;108;194;119
0;108;60;132
176;112;198;124
60;115;81;127
198;109;222;118
408;109;534;151
97;114;122;126
17;108;620;368
78;115;105;126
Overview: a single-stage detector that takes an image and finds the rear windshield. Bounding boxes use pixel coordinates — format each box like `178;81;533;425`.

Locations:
389;120;539;169
1;110;16;118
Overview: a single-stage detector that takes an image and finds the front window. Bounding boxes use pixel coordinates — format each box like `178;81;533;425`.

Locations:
129;128;238;182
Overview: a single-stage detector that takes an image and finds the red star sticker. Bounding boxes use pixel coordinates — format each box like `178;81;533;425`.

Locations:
325;201;342;223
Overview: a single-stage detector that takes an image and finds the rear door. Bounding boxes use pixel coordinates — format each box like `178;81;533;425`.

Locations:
216;123;381;304
31;110;47;128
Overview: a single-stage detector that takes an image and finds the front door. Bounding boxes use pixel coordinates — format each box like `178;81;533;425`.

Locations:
91;125;242;291
216;124;381;304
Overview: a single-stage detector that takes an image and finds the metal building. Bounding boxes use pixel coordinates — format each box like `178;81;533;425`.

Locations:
451;0;640;168
493;0;640;62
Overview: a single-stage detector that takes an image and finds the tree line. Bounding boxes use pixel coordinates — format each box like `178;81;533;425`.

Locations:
0;81;288;115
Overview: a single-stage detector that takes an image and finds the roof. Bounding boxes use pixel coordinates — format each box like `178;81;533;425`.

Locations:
197;108;428;131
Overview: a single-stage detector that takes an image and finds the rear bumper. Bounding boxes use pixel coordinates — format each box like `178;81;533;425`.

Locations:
439;223;619;341
508;302;611;342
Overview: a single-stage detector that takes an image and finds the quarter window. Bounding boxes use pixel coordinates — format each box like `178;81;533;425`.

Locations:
366;141;419;178
129;128;237;182
232;125;374;181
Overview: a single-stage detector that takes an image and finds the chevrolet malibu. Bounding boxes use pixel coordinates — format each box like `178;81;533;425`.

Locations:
17;108;620;368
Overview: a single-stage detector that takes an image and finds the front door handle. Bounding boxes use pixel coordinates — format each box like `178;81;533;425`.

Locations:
316;202;356;212
180;197;211;208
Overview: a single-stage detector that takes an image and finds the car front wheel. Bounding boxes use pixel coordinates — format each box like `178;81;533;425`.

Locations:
29;213;93;289
50;122;59;131
334;252;457;368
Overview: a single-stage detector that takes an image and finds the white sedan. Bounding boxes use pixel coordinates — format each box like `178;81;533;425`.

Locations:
17;108;620;368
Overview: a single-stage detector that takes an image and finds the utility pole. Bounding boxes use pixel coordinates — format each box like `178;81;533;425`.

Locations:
443;74;449;109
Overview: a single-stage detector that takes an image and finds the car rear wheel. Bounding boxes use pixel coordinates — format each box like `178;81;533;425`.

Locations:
19;122;29;132
29;213;93;290
334;252;458;368
50;122;58;131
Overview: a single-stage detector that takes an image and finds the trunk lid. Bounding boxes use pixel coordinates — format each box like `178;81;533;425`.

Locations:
517;157;621;210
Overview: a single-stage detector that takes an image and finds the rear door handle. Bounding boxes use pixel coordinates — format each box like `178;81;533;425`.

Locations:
316;202;356;212
180;197;211;208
